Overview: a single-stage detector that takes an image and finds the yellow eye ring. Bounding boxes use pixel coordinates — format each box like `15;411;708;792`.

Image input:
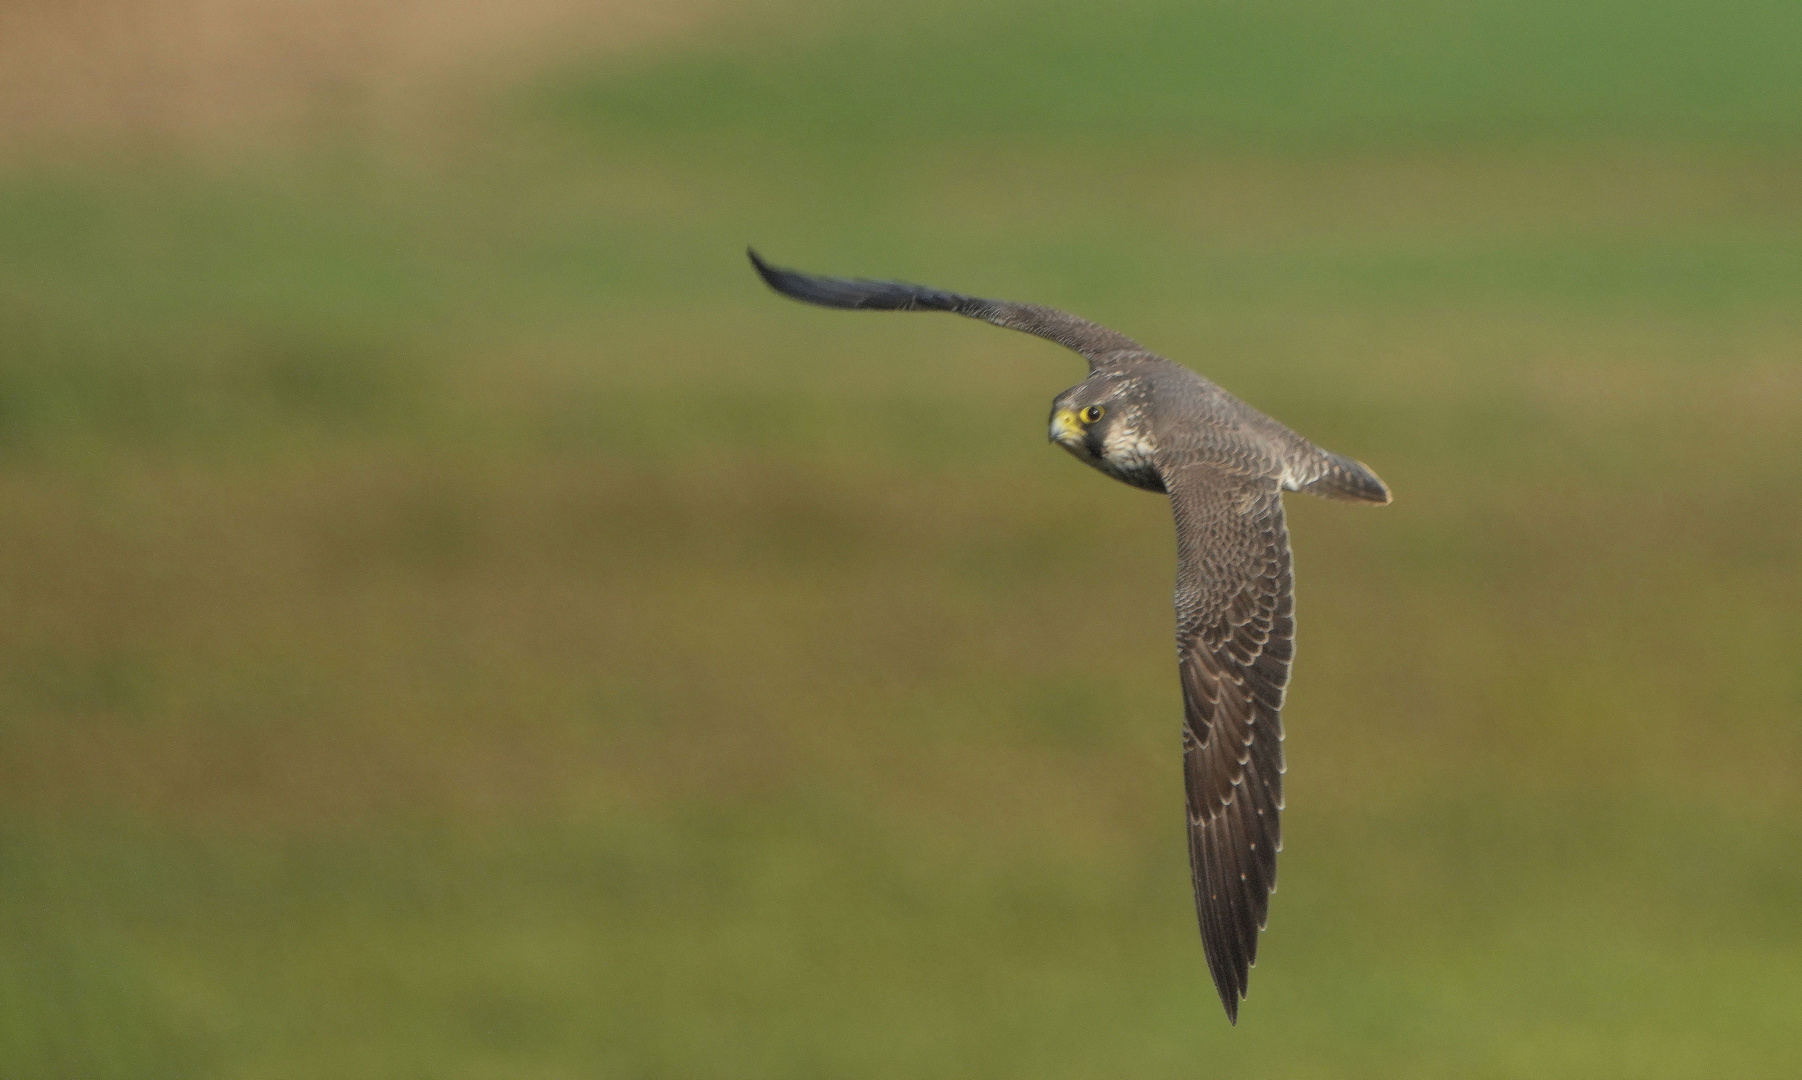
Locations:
1080;405;1105;424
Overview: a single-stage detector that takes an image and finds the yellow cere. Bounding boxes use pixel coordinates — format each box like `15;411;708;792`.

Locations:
1049;408;1085;446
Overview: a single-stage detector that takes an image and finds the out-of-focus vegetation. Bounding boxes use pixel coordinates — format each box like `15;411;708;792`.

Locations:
1;1;1799;1077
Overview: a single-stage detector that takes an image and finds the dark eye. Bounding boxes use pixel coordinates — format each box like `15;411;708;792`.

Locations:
1080;405;1105;424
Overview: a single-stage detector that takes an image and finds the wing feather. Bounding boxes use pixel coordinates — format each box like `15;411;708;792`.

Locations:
1165;464;1294;1023
748;248;1142;370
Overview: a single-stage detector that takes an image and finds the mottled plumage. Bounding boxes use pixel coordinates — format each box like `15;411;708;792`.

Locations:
749;249;1390;1023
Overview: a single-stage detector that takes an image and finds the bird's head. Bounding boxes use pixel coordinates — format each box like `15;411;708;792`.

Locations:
1049;376;1163;491
1050;378;1140;458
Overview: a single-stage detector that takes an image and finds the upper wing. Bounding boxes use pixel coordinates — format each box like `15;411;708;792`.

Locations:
1164;463;1294;1023
748;248;1142;370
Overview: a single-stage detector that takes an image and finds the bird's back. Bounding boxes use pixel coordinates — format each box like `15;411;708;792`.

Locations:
1130;357;1390;504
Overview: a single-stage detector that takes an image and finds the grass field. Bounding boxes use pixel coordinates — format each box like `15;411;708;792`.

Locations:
1;1;1800;1076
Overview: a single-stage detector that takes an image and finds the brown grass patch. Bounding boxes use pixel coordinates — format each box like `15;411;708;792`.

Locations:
0;0;737;150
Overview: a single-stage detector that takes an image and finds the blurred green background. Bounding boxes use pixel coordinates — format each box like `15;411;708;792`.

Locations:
1;0;1799;1076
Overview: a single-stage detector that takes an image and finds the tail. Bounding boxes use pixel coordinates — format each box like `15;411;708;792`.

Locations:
748;248;1141;370
1297;452;1391;504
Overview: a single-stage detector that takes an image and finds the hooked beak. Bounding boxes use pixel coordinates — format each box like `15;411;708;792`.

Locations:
1049;408;1084;449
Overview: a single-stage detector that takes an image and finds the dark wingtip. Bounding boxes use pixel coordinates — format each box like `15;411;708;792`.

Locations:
1217;968;1245;1024
746;246;838;305
744;248;965;314
748;246;826;303
746;246;788;294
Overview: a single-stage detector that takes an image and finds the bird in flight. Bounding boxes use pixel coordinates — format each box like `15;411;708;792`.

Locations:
749;249;1391;1023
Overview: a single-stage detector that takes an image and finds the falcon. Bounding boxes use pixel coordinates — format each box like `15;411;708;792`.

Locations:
749;249;1391;1022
